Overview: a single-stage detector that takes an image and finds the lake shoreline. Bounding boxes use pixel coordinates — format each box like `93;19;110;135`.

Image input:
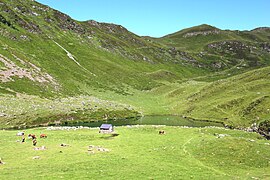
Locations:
3;115;224;130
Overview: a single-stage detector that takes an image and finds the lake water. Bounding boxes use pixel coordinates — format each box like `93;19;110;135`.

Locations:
63;115;223;128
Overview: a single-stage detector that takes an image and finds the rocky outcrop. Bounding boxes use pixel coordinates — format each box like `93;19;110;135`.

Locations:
183;30;220;38
260;43;270;53
0;14;13;28
0;2;42;33
53;11;86;34
87;20;126;33
208;41;251;52
207;40;256;60
0;53;58;86
251;27;270;32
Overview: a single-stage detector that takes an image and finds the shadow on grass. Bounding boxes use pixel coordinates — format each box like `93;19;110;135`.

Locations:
100;133;120;140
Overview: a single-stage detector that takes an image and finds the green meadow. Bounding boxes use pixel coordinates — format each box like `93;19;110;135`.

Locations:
0;126;269;179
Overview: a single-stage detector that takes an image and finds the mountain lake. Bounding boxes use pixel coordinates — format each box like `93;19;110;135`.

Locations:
61;115;224;128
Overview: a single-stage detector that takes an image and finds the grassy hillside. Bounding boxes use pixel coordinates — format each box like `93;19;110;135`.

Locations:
0;0;208;128
173;66;270;127
0;0;269;129
0;0;210;95
157;24;270;70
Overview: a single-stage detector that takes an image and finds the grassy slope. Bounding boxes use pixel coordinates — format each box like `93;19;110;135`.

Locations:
0;126;269;179
158;24;269;52
173;66;270;127
157;24;228;51
0;94;139;129
157;24;270;70
0;25;208;128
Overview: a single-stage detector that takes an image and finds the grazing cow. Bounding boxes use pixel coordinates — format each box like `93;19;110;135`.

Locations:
40;134;47;138
28;134;36;140
159;130;165;135
16;132;24;136
0;158;4;165
21;136;25;143
33;139;37;146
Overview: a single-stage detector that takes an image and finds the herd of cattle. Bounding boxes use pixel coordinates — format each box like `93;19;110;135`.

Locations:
16;132;47;146
15;129;165;146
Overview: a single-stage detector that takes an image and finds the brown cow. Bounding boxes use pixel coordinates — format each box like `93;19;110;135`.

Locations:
33;139;37;146
28;134;36;140
40;134;47;138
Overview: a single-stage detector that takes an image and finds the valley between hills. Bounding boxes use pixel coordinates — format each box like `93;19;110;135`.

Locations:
0;0;270;130
1;0;270;179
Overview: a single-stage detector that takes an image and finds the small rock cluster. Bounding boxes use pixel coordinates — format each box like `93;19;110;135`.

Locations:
260;43;270;53
32;156;40;160
214;133;230;138
207;41;252;54
46;126;92;131
54;11;86;34
88;145;109;154
183;30;220;38
33;146;47;151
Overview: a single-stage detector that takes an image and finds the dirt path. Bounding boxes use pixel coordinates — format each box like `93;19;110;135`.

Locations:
182;137;232;178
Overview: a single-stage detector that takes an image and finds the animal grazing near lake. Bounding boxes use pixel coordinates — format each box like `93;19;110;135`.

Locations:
21;136;25;143
0;158;5;165
16;132;24;136
40;134;47;138
159;130;165;135
28;134;37;140
33;139;37;146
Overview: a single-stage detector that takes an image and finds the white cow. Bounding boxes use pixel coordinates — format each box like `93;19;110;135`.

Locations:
16;132;25;136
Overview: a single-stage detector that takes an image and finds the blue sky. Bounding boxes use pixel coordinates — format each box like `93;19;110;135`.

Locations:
36;0;270;37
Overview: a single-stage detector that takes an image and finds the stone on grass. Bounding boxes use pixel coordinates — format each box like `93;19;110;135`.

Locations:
214;133;229;138
32;156;40;160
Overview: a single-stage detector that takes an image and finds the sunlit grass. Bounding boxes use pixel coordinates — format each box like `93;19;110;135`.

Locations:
0;126;269;179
